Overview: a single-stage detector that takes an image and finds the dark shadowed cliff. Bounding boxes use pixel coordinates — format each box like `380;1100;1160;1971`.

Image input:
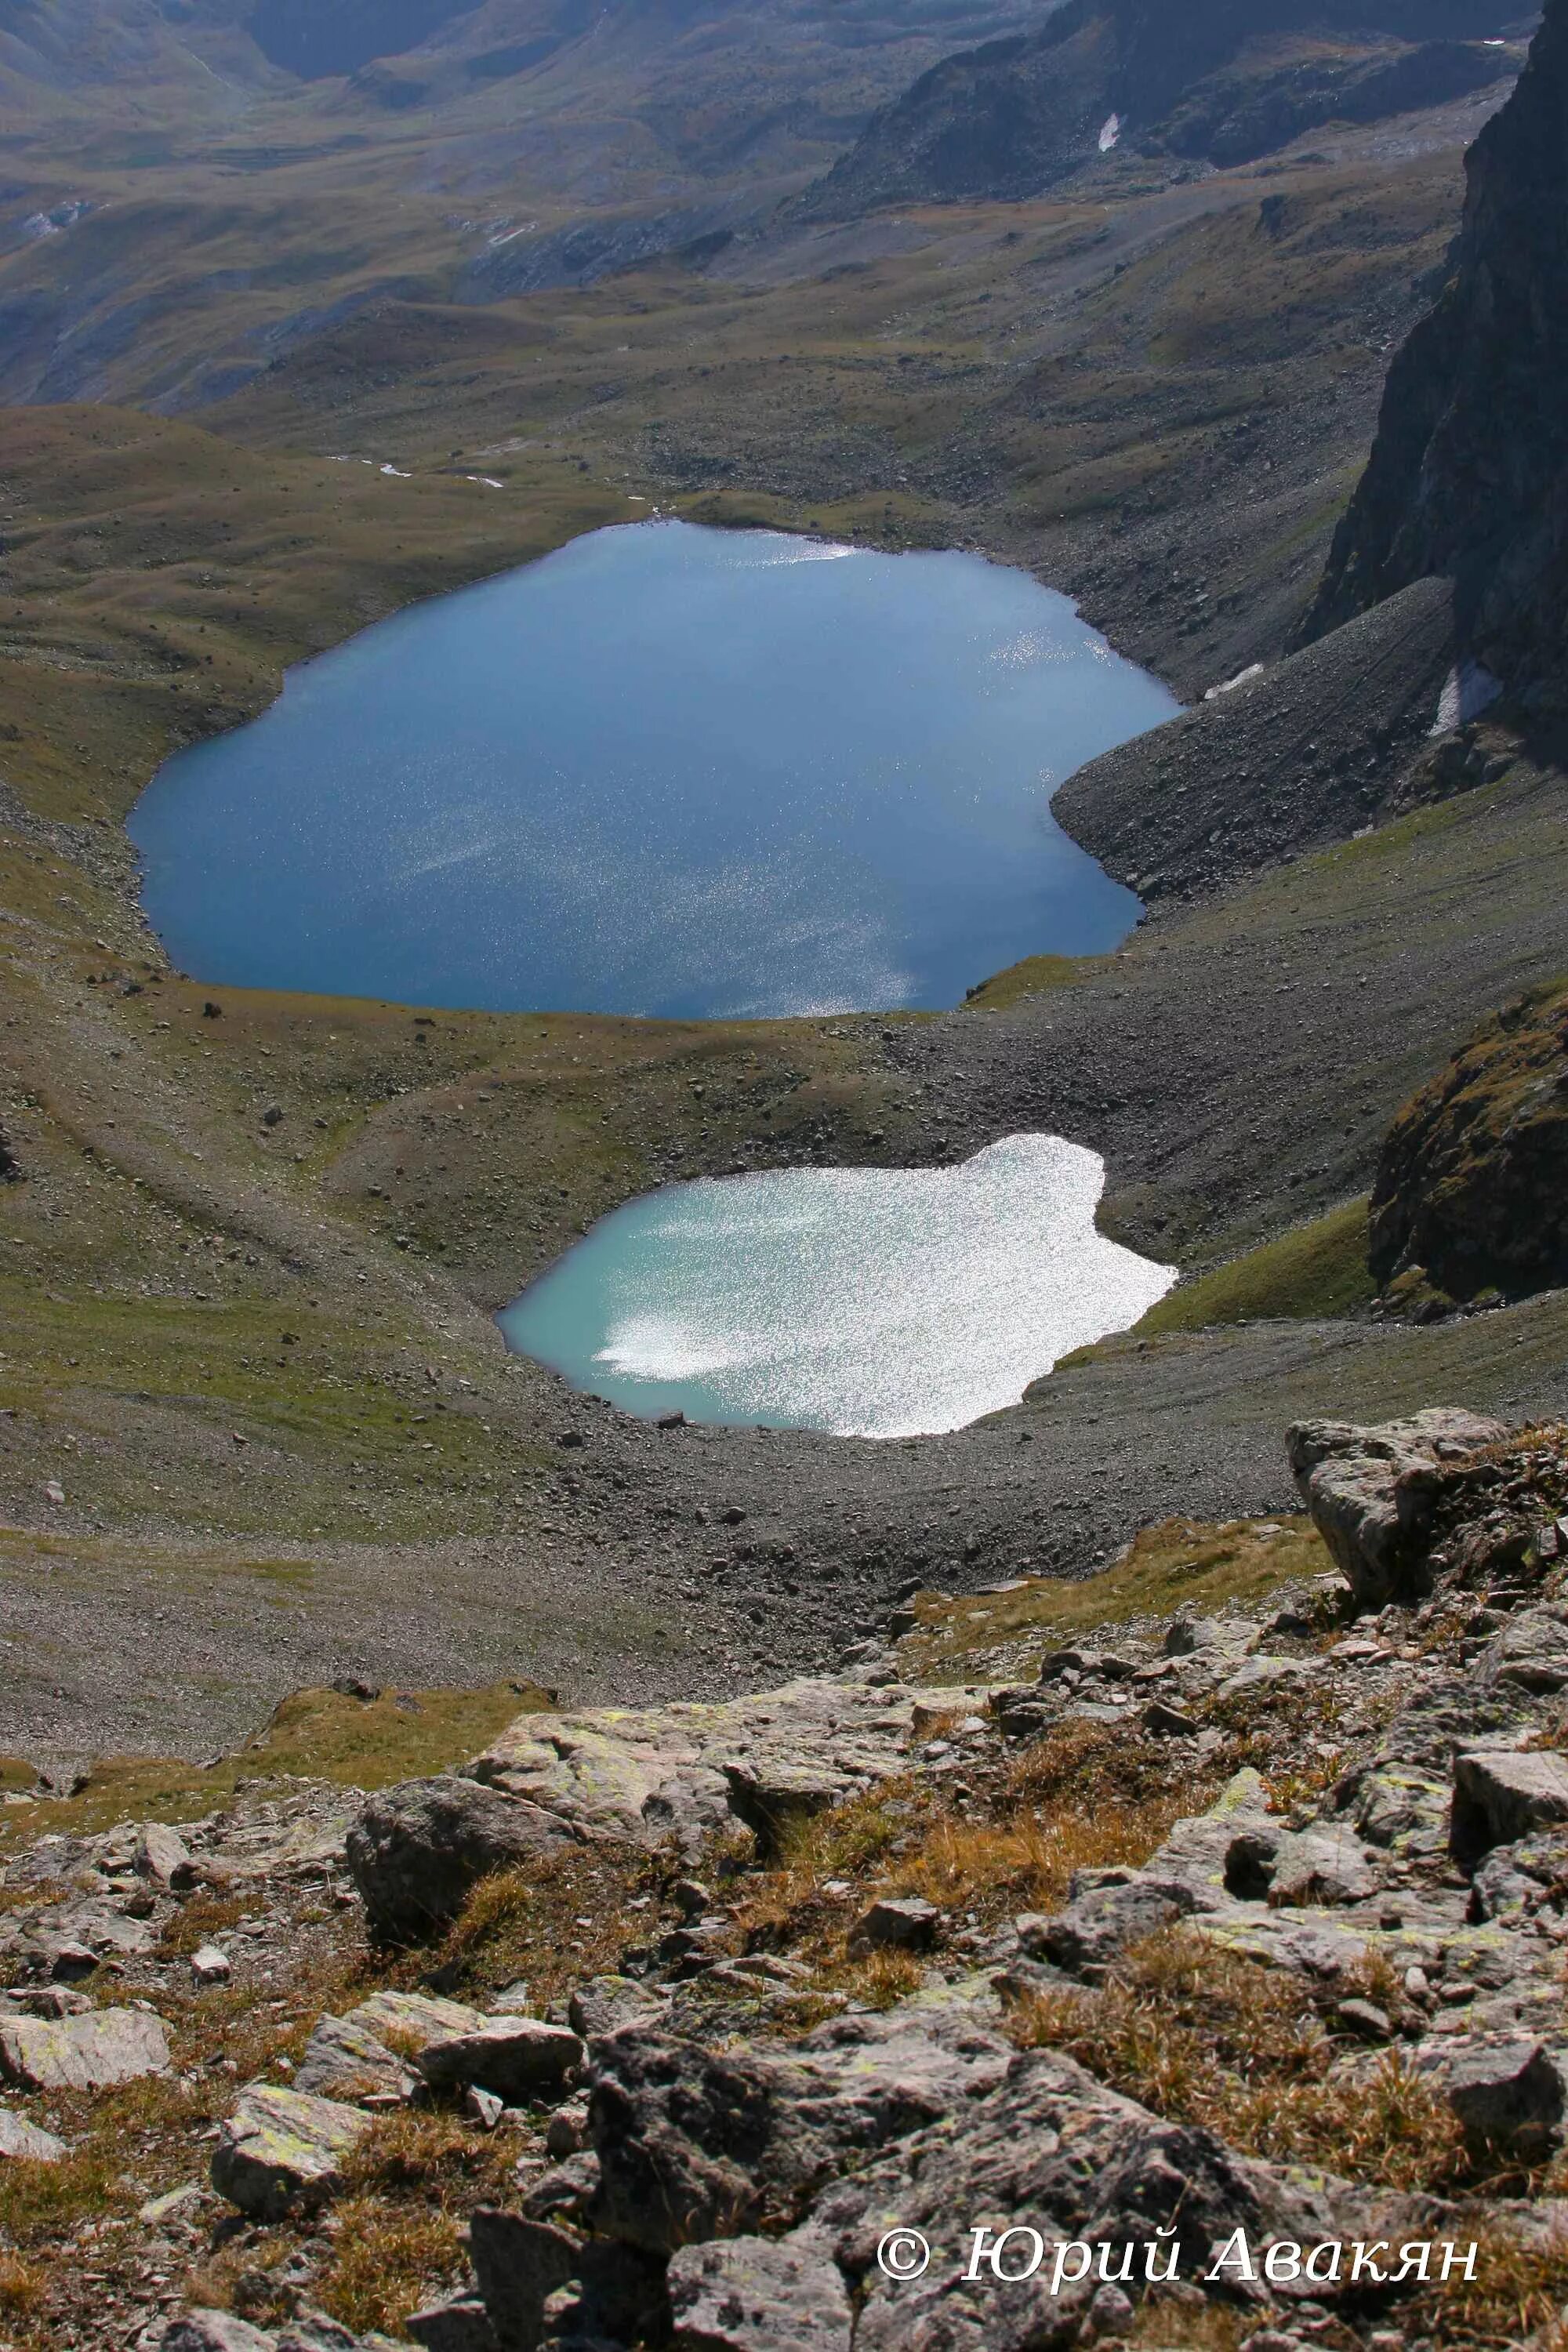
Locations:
1304;0;1568;702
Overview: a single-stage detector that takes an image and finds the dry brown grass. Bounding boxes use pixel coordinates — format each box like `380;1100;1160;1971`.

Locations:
735;1724;1221;1988
1406;2224;1568;2350
320;2200;468;2337
431;1839;654;2005
1127;2299;1248;2351
157;1888;249;1958
312;2110;519;2334
1010;1929;1469;2193
0;2255;45;2318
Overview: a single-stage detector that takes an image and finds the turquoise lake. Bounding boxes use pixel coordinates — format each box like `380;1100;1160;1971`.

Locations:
499;1136;1177;1438
129;521;1179;1019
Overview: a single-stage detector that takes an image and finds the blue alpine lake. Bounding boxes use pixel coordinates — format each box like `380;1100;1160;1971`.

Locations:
499;1136;1176;1438
130;521;1179;1018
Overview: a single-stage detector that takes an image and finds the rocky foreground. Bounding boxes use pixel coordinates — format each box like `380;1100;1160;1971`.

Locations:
5;1412;1568;2349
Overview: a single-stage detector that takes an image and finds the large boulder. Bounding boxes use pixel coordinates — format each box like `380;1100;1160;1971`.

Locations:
346;1777;579;1943
1288;1409;1508;1606
586;2008;1013;2254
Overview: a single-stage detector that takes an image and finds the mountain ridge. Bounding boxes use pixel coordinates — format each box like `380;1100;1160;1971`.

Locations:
800;0;1534;216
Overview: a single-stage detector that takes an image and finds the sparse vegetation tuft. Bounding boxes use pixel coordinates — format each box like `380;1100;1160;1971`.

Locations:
1008;1928;1470;2192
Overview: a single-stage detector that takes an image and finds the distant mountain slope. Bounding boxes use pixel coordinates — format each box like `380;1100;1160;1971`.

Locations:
801;0;1531;215
1303;0;1568;702
242;0;486;80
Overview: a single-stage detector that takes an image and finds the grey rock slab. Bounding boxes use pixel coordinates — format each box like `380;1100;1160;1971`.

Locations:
470;1679;973;1857
0;2004;170;2091
1288;1410;1507;1609
814;2044;1439;2347
1217;1654;1308;1703
407;2299;500;2352
1200;1907;1373;1980
1022;1877;1196;1975
1134;1768;1279;1913
417;2017;584;2103
0;2103;66;2160
1451;1750;1568;1864
567;1975;670;2040
586;2006;1012;2253
136;1820;196;1889
160;2317;277;2352
667;2234;854;2350
211;2083;371;2220
1341;1763;1451;1855
1421;2034;1566;2159
353;1679;1000;1932
1266;1829;1381;1909
849;1896;940;1953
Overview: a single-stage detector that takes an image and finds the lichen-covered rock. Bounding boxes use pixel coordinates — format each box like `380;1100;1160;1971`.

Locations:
1289;1410;1508;1606
350;1679;998;1936
667;2234;854;2350
297;1990;486;2100
211;2083;370;2220
0;2103;66;2161
0;2004;170;2092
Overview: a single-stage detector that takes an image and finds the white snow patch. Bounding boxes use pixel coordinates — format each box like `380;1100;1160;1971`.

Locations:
1432;660;1502;736
1204;662;1265;701
1098;114;1123;153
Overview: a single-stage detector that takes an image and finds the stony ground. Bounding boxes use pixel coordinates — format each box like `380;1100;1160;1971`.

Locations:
5;1411;1568;2348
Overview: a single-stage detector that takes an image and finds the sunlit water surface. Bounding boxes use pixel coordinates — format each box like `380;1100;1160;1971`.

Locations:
499;1135;1177;1437
130;522;1178;1018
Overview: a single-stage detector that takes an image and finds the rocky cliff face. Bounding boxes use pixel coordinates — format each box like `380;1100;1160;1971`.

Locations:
1305;0;1568;703
801;0;1524;217
1370;982;1568;1307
